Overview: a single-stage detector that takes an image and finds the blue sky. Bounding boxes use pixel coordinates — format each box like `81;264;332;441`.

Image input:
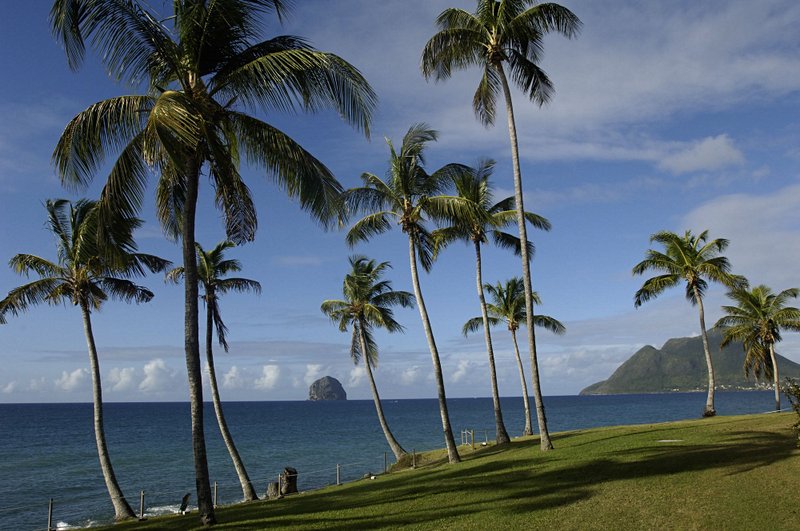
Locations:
1;0;799;403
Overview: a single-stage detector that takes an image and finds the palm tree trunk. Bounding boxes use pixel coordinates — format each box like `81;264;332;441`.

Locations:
769;343;781;411
80;302;135;520
694;287;716;417
510;329;533;436
183;163;216;525
205;300;258;501
496;64;553;450
474;241;510;444
358;323;407;461
408;237;460;463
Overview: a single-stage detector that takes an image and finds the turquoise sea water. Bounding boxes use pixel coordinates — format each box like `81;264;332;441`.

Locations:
0;391;784;530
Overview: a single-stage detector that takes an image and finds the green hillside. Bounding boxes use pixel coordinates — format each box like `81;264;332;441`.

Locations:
581;329;800;395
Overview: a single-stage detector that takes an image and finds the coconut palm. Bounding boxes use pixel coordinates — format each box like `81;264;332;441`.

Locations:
716;284;800;411
50;1;375;521
0;199;169;520
432;159;550;445
422;0;581;451
464;277;564;436
633;230;743;417
321;256;413;461
344;123;467;463
166;241;261;501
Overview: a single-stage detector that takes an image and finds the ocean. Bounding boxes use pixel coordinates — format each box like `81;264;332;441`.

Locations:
0;391;784;530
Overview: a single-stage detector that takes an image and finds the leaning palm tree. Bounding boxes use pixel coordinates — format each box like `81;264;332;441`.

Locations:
422;0;581;451
166;241;261;501
344;123;466;463
50;1;375;522
321;256;413;461
0;199;169;520
433;159;551;445
633;230;743;417
464;278;564;436
716;284;800;411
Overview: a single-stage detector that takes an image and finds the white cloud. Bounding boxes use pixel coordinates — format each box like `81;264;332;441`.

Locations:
254;365;281;390
451;359;474;383
55;368;88;392
659;135;745;174
107;367;136;392
303;364;323;386
139;359;174;393
2;381;18;394
400;366;422;386
222;366;245;390
29;377;47;392
348;366;366;387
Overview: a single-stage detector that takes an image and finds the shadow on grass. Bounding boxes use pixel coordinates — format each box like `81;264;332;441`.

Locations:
119;420;798;530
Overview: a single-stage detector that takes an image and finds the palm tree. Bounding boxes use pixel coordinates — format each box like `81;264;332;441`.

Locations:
166;241;261;501
50;1;375;522
344;123;467;463
0;199;169;520
432;159;550;445
422;0;581;451
716;285;800;411
464;278;564;436
633;230;743;417
321;256;413;461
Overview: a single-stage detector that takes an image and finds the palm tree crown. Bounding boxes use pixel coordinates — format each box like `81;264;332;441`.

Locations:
716;284;800;410
422;0;581;126
321;256;414;369
1;199;168;317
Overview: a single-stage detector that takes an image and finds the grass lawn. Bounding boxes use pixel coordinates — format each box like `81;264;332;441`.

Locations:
106;412;800;530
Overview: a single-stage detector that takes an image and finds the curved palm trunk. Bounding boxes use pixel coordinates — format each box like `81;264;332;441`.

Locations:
80;302;135;520
510;328;533;436
769;343;781;411
183;165;216;525
693;287;716;417
474;241;510;444
205;302;258;501
408;237;460;463
496;64;553;450
358;323;407;461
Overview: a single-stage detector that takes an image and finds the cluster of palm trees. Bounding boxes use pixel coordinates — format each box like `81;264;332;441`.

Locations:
0;0;583;524
633;229;800;417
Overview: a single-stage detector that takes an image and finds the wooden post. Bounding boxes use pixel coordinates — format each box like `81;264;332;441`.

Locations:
278;474;282;495
47;498;53;531
471;429;475;450
412;449;416;469
336;464;341;485
139;490;145;520
214;481;218;507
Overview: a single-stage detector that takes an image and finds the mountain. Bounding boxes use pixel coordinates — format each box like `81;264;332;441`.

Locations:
580;329;800;395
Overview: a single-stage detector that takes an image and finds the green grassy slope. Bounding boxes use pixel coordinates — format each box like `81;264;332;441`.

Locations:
106;412;800;530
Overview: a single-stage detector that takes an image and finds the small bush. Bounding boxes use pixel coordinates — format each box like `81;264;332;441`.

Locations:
784;378;800;446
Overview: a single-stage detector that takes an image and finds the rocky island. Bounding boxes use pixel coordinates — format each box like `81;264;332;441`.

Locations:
308;376;347;401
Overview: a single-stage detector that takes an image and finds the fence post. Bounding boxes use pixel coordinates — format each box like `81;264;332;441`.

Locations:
471;429;475;450
412;449;416;469
384;452;387;474
484;429;488;444
336;464;341;485
139;490;145;520
47;498;53;531
278;474;282;495
214;481;218;507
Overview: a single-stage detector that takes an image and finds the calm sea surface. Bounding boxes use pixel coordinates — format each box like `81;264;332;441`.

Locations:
0;391;783;529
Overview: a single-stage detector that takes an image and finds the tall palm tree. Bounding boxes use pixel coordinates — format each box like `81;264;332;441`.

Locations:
344;123;467;463
464;278;564;436
0;199;169;520
432;159;550;445
50;1;375;522
321;256;414;461
166;241;261;501
716;284;800;411
633;230;743;417
422;0;581;451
